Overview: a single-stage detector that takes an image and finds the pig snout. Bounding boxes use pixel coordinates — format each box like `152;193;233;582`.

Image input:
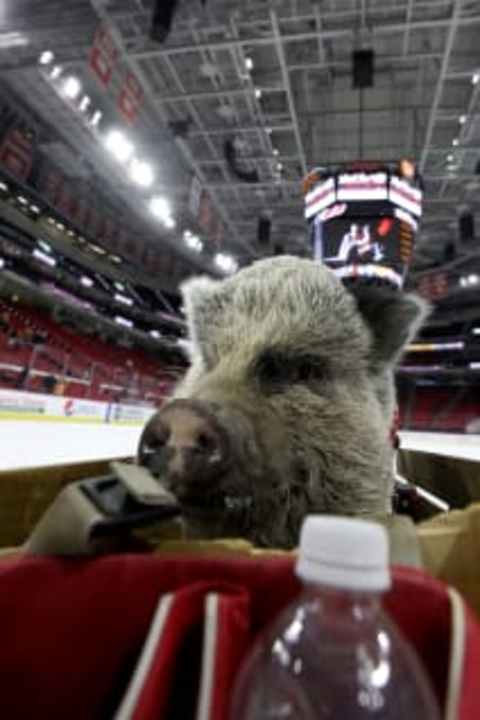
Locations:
137;399;232;496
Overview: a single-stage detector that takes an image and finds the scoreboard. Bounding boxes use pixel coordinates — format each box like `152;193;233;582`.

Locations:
303;162;423;289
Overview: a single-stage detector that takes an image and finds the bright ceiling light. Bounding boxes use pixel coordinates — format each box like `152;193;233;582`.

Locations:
0;181;8;192
472;73;480;85
468;273;479;285
149;330;161;339
215;253;238;274
33;249;56;267
17;195;28;205
129;158;155;187
472;327;480;335
90;110;103;128
452;138;459;146
56;222;65;231
80;276;94;288
89;243;106;255
104;130;134;163
0;258;4;270
446;154;454;162
245;56;254;71
79;95;91;112
30;204;41;214
255;88;262;99
114;281;125;292
37;239;52;254
39;50;54;65
115;293;134;306
273;148;279;156
50;65;63;80
149;196;171;219
276;162;283;171
0;33;28;49
63;76;81;100
115;316;133;328
459;114;467;125
184;231;203;252
164;216;176;229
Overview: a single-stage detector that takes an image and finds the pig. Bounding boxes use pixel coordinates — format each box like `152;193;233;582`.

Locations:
138;256;428;549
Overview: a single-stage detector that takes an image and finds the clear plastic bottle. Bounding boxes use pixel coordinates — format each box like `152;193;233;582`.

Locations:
231;516;440;720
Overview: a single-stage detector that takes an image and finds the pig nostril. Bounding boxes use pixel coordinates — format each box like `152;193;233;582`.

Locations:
197;432;215;453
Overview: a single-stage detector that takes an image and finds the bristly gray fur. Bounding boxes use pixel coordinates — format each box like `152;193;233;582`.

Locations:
171;256;429;548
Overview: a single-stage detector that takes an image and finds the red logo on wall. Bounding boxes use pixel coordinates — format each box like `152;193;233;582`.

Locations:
117;72;144;125
89;25;118;87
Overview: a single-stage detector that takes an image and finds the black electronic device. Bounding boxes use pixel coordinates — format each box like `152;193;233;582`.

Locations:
79;473;181;538
352;49;375;88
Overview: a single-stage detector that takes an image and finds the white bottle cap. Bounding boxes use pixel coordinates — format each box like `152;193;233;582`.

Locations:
296;515;391;592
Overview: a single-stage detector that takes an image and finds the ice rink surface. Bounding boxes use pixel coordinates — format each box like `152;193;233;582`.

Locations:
0;421;478;472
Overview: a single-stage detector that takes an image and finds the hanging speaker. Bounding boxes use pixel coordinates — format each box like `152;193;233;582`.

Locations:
257;216;271;245
459;211;475;241
150;0;179;43
352;49;375;88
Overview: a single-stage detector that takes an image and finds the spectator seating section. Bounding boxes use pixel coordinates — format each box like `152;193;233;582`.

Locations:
0;300;176;405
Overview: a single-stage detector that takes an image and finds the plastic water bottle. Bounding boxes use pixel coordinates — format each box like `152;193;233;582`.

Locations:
231;516;440;720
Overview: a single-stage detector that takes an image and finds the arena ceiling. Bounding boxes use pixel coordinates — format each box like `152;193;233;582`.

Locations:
1;0;480;305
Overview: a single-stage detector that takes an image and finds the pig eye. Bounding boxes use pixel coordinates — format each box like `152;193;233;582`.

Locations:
256;352;324;388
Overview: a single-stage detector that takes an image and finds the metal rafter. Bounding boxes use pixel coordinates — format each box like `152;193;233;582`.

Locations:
89;0;247;259
418;0;464;174
270;9;307;176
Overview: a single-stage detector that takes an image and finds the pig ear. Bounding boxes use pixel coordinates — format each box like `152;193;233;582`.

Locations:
351;286;430;366
180;276;224;356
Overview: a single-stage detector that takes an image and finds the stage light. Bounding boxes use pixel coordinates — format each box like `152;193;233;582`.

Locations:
472;328;480;335
80;276;94;288
17;195;28;205
447;154;454;162
215;253;237;274
472;72;480;85
273;148;279;156
63;76;81;100
468;273;479;285
56;222;65;231
105;130;134;163
0;181;8;192
114;281;125;292
67;230;75;237
129;158;155;187
255;88;262;99
452;138;459;146
0;258;4;269
110;255;122;264
164;216;176;229
79;95;91;112
245;57;254;71
39;50;54;65
459;114;467;125
30;204;41;214
50;65;63;80
149;330;161;339
470;362;480;370
276;162;283;171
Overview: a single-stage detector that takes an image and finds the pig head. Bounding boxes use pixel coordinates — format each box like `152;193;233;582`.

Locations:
139;257;428;548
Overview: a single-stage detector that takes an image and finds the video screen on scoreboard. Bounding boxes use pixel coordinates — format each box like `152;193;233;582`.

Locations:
313;215;405;276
